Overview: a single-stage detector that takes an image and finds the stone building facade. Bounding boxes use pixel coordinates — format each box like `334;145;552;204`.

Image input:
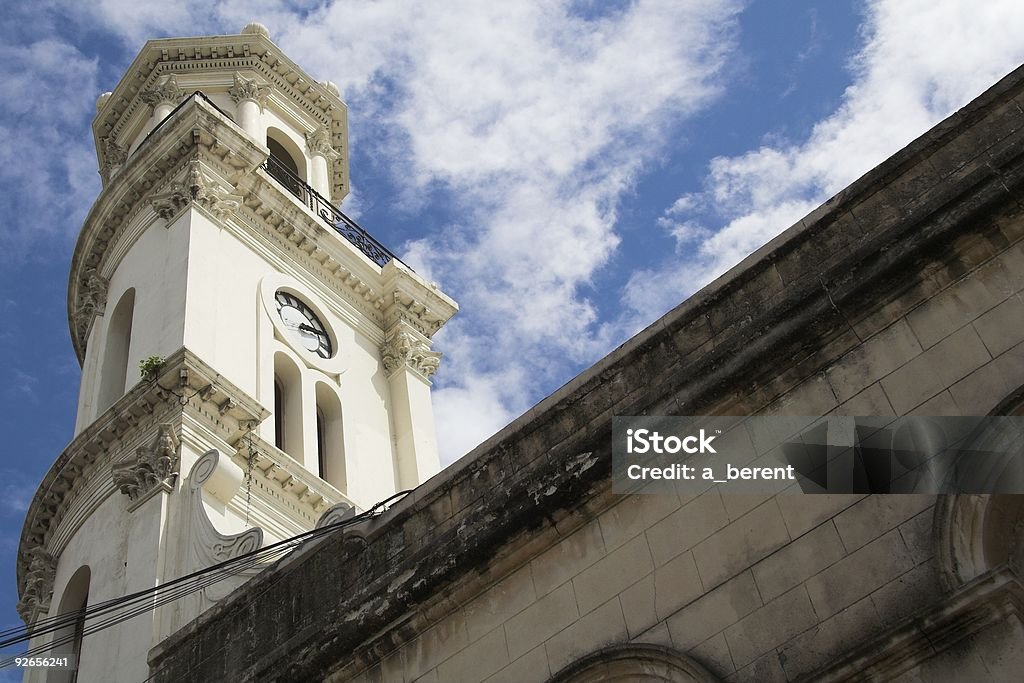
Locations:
145;65;1024;681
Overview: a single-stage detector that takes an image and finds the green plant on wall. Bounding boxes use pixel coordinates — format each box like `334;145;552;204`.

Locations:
139;356;165;382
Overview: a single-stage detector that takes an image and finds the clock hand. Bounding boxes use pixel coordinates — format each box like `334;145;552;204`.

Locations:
298;323;326;337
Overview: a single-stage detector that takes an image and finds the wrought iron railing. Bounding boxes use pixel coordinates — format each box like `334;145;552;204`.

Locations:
133;89;403;268
261;154;403;268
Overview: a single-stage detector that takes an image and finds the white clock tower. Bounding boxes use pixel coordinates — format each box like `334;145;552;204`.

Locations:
15;23;457;683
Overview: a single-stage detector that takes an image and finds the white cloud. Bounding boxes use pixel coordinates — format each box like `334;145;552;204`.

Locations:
0;38;100;260
261;0;745;462
632;0;1024;325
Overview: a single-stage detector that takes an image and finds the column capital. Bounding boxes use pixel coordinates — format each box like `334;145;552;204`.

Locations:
381;323;442;381
228;72;269;106
141;74;185;109
305;126;341;160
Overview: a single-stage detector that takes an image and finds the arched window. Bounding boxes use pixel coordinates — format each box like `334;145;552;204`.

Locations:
51;566;90;683
97;288;135;413
273;352;304;464
266;128;306;199
274;377;285;451
549;644;720;683
315;382;346;492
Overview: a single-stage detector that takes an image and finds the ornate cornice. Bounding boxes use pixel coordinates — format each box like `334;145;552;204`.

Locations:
232;435;352;521
305;127;341;160
381;262;459;339
228;72;268;106
112;423;180;511
811;568;1024;681
16;348;269;620
15;548;57;625
140;74;185;109
380;324;442;381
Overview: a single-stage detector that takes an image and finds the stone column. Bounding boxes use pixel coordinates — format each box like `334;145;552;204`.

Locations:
380;323;443;488
305;127;341;197
228;72;267;141
141;74;184;127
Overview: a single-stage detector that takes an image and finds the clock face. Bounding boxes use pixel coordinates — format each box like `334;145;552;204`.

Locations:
274;291;333;358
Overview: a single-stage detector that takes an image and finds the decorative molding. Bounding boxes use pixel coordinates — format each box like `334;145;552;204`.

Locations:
16;348;270;610
72;268;109;344
15;548;57;624
149;159;245;221
99;137;128;182
141;74;184;109
112;423;180;511
72;97;267;360
305;126;341;160
380;325;441;381
233;435;350;517
316;501;357;528
228;72;268;106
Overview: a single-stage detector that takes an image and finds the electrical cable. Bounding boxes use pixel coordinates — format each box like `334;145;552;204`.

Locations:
1;489;411;668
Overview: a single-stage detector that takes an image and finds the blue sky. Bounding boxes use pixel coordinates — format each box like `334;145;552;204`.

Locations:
2;0;1023;655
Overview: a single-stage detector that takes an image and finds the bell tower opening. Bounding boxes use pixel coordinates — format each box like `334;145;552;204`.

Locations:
97;288;135;414
266;129;306;200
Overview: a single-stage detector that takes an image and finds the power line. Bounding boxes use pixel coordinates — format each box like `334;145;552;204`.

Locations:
2;490;411;668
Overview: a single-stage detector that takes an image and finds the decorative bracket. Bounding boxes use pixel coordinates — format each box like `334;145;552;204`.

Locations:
72;268;109;345
150;159;245;221
99;137;128;182
15;547;57;624
112;423;180;512
186;450;263;605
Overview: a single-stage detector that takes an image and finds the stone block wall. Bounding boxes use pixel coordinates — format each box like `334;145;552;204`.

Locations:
147;64;1024;683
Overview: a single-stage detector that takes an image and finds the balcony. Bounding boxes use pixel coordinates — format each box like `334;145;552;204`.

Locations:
138;92;402;269
262;153;403;268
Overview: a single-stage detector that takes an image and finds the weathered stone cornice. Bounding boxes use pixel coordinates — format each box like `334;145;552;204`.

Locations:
231;435;354;524
16;348;269;622
809;568;1024;681
381;261;459;338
